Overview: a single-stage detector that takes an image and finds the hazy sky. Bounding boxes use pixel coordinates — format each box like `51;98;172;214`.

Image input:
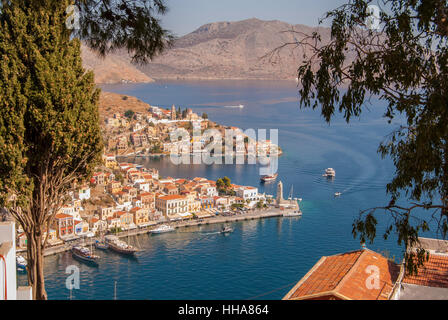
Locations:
160;0;348;36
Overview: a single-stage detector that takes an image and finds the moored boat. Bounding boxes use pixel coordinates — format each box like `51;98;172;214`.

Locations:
151;224;175;234
282;210;302;217
16;255;27;272
71;246;100;266
95;240;109;250
105;235;139;255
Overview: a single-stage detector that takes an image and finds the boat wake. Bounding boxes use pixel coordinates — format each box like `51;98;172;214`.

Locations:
223;104;244;109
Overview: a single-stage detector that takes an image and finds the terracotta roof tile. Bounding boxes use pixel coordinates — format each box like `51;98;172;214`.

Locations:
285;249;400;300
402;254;448;288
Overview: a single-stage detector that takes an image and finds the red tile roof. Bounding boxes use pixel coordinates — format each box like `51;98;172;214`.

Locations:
55;213;73;219
158;194;185;201
284;249;400;300
402;254;448;288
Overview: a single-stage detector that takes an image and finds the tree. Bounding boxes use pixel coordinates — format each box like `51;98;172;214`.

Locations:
124;110;135;119
222;176;231;188
0;0;172;299
216;178;224;190
276;0;448;274
75;0;174;64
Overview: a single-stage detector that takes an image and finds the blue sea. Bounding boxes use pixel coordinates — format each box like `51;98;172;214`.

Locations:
18;80;434;299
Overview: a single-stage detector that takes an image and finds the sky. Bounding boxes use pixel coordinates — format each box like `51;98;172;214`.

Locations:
160;0;348;36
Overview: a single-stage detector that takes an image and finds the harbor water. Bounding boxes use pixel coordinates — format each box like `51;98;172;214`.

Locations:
18;80;433;299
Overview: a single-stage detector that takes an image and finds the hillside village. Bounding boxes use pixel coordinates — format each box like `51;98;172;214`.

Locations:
101;95;282;158
16;98;280;249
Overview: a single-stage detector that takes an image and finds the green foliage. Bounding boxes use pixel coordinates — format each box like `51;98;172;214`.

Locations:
231;203;243;210
293;0;448;273
0;0;104;298
0;0;103;209
74;0;175;63
124;109;135;119
150;143;162;154
216;176;233;195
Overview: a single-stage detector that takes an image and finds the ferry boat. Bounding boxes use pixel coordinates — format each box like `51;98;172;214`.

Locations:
151;224;175;234
16;255;27;272
323;168;336;178
105;235;139;255
71;246;100;266
260;173;278;183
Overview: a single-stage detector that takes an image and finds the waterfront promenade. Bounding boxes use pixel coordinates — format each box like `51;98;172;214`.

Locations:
17;207;299;258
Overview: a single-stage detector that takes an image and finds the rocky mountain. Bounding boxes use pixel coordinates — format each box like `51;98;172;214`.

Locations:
81;44;154;84
136;18;331;80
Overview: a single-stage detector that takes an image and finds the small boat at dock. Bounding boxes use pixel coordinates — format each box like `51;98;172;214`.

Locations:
282;210;302;217
71;246;100;266
16;255;27;272
105;235;139;255
94;240;109;250
151;224;175;234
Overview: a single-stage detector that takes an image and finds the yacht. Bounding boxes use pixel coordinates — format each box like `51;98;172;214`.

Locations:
260;173;278;183
105;235;139;255
151;224;175;234
323;168;336;178
283;210;302;217
71;246;100;265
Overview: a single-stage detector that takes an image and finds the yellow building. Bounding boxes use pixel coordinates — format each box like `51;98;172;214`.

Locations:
155;194;188;219
130;207;150;226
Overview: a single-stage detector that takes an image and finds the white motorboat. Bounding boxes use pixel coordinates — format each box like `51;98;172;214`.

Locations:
334;192;342;197
16;255;27;272
260;173;278;183
151;224;175;234
323;168;336;178
283;210;302;217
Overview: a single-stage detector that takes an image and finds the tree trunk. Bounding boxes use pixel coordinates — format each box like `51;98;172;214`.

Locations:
26;231;47;300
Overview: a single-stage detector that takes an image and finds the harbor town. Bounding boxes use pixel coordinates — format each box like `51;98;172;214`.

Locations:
11;101;298;259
